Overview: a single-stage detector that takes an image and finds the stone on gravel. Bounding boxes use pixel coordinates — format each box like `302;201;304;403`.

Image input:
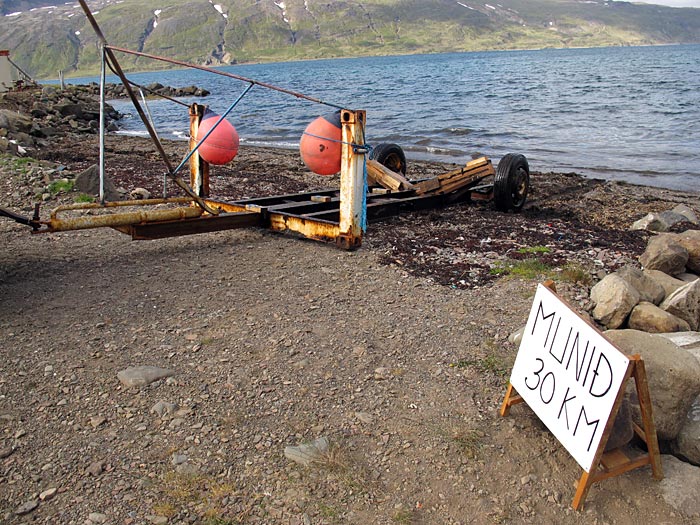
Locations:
284;437;329;466
677;230;700;274
675;394;700;465
617;265;665;305
151;400;179;418
659;455;700;519
88;512;108;523
628;301;691;333
86;460;105;476
590;273;640;328
508;326;525;345
14;498;39;516
0;445;14;459
39;487;57;501
117;366;175;387
604;329;700;440
659;279;700;331
639;234;688;276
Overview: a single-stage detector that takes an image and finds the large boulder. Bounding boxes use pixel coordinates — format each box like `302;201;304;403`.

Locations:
677;230;700;274
0;109;33;133
658;455;700;520
675;394;700;465
671;204;699;225
659;279;700;331
617;265;665;305
590;274;640;329
644;269;687;299
604;329;700;440
74;164;122;201
639;234;688;276
628;302;691;333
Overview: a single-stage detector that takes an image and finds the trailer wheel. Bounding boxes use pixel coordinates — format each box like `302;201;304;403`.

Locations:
494;153;529;212
371;143;407;175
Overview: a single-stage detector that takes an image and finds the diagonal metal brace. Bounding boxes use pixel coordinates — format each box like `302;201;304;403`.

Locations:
77;0;219;216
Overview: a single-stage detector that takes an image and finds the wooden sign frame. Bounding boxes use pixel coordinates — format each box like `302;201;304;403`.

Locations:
500;282;663;510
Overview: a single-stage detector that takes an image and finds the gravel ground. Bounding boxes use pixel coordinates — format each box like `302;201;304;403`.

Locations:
2;133;700;525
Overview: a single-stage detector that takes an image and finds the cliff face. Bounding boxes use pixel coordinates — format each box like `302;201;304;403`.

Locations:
2;0;700;78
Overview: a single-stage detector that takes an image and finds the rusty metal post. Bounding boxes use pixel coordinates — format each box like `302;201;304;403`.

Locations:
189;103;210;197
337;109;366;250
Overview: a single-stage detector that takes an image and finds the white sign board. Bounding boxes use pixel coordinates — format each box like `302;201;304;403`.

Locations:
510;284;630;472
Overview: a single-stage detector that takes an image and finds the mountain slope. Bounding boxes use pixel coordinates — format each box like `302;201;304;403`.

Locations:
1;0;700;78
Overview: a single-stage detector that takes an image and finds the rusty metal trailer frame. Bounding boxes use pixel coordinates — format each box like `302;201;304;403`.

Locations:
1;1;528;250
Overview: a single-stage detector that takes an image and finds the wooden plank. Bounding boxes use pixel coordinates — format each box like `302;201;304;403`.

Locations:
311;195;332;203
600;449;630;471
366;159;415;191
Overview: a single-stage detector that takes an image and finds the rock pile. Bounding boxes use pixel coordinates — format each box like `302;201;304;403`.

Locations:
586;204;700;469
0;84;121;156
78;82;211;99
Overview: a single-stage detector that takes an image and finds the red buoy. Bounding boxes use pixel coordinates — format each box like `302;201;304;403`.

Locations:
299;110;342;175
196;108;239;165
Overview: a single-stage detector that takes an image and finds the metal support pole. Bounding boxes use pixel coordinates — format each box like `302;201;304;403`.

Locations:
189;103;210;197
337;109;366;250
99;45;106;204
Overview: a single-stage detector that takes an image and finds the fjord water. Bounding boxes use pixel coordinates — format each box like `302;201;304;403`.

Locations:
87;45;700;191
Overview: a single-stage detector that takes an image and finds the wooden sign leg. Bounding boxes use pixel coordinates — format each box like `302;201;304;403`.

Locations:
632;358;663;480
499;382;524;417
573;472;594;511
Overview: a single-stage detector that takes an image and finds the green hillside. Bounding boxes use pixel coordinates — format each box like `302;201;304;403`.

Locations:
1;0;699;79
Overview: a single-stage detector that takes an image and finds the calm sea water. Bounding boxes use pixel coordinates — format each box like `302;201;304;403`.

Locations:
69;45;700;191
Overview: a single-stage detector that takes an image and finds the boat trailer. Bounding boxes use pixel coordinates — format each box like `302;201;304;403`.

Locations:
1;0;530;250
2;106;530;250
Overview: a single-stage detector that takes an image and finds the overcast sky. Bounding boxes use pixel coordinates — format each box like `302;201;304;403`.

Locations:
619;0;700;6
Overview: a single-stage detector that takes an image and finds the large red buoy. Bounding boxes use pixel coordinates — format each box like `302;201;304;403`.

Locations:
299;110;342;175
196;108;239;165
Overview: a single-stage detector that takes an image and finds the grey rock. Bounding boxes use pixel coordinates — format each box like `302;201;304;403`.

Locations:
0;109;33;133
117;366;175;387
660;279;700;331
672;204;699;224
74;164;122;201
677;272;700;283
151;401;179;418
617;265;665;305
677;230;700;273
644;269;686;299
639;234;688;276
86;460;105;476
631;212;671;232
284;437;329;466
628;301;691;333
508;326;525;345
14;499;39;516
659;455;700;519
676;394;700;465
88;512;108;524
39;487;57;501
129;187;151;200
605;329;700;440
590;273;640;329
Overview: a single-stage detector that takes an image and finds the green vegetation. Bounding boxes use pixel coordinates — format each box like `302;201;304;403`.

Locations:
47;179;74;195
490;258;552;280
75;193;95;203
2;0;699;79
452;355;508;378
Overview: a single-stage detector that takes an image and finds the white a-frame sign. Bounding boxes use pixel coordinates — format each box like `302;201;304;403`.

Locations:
501;282;662;510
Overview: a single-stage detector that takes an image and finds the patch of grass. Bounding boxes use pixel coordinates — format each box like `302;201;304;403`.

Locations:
74;193;94;203
47;179;74;195
490;258;553;280
516;245;551;255
450;428;483;458
155;470;238;522
451;355;508;378
558;262;592;285
392;508;415;524
152;502;177;518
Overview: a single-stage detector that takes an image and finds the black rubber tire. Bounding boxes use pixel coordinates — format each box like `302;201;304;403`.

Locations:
371;143;407;175
494;153;529;212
